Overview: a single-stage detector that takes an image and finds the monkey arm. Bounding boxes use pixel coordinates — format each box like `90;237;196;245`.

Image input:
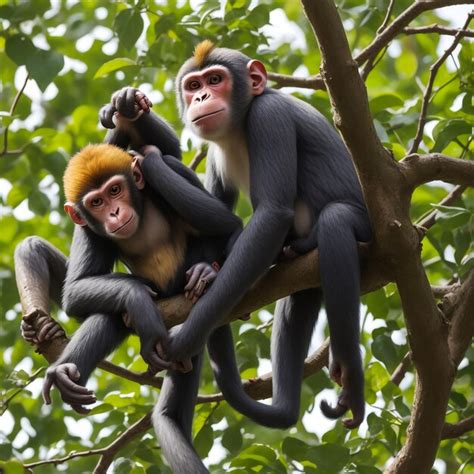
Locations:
63;227;170;371
101;87;182;159
141;151;242;237
168;111;298;359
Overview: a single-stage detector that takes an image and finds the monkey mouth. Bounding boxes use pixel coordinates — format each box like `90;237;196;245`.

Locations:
111;216;133;234
192;109;225;124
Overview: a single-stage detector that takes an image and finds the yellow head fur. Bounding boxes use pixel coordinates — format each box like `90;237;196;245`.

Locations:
64;144;132;203
193;40;215;67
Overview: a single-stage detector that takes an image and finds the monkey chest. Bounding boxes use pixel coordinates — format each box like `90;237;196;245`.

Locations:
121;244;186;292
214;144;250;194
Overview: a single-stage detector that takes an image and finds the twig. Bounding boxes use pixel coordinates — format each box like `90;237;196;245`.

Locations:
404;24;474;37
377;0;397;35
431;283;461;298
189;144;207;171
408;12;473;154
390;352;412;386
93;413;152;473
98;360;163;389
267;71;325;90
441;415;474;439
24;413;152;470
416;185;466;229
0;73;29;157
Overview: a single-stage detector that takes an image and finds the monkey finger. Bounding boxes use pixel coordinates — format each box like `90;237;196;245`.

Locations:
147;353;171;372
184;268;203;292
56;375;93;395
135;91;152;113
37;320;57;341
44;324;65;341
180;358;193;373
63;363;81;381
42;377;54;404
99;105;117;129
71;404;91;415
61;390;97;405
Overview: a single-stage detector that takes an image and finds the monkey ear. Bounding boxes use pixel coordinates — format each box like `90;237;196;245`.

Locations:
132;160;146;190
247;60;267;96
64;202;87;226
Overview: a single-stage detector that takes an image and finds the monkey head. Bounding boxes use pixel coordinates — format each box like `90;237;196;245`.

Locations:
176;40;267;139
63;144;145;240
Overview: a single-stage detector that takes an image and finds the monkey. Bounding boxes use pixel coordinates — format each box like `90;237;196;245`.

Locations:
151;41;371;429
15;110;243;472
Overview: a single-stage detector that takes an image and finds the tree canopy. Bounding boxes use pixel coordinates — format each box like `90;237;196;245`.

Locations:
0;1;473;473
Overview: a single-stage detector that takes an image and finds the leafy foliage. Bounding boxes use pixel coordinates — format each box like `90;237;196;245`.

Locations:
0;1;472;472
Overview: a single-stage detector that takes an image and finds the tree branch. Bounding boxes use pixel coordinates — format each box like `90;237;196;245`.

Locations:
408;12;473;154
417;184;466;229
441;415;474;439
0;73;29;157
23;413;152;471
404;24;474;37
267;71;325;90
189;144;207;171
446;269;474;366
390;352;412;386
401;153;474;188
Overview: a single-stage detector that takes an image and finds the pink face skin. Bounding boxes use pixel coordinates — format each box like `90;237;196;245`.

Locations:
182;66;234;138
182;60;268;139
65;164;145;240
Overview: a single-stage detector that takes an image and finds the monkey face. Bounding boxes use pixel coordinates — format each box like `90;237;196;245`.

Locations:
80;175;141;239
182;66;233;138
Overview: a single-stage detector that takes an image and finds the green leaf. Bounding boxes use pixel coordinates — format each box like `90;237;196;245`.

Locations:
282;436;310;462
222;424;242;453
194;424;213;458
306;443;350;472
370;94;404;114
114;8;144;50
94;58;137;79
372;334;399;371
432;119;472;152
366;362;390;391
28;189;50;215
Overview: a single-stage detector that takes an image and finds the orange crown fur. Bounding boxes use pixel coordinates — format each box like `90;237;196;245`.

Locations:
64;144;132;203
193;40;215;67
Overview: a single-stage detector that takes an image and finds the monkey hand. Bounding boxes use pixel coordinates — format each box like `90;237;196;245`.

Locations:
100;87;152;129
140;339;172;374
42;363;96;415
21;312;65;345
184;262;218;304
167;323;206;362
320;359;365;429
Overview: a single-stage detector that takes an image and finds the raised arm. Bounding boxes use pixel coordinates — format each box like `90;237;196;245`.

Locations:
100;87;182;158
139;148;242;237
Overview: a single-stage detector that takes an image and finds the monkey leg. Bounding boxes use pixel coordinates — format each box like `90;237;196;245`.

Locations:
14;236;68;360
153;352;208;474
208;291;320;429
316;202;371;428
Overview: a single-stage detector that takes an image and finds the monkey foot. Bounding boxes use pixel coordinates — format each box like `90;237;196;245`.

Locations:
21;309;65;346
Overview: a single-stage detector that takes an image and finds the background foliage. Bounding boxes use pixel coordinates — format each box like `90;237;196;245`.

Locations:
0;0;472;473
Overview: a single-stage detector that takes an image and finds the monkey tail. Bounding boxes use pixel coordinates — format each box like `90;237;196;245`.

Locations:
320;399;348;419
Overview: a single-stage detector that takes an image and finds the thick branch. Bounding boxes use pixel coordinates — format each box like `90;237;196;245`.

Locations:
441;416;474;439
401;153;474;188
446;270;474;366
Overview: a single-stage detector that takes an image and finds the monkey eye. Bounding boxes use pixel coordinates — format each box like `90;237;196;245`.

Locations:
187;80;201;91
208;74;222;85
90;197;103;207
109;184;121;196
